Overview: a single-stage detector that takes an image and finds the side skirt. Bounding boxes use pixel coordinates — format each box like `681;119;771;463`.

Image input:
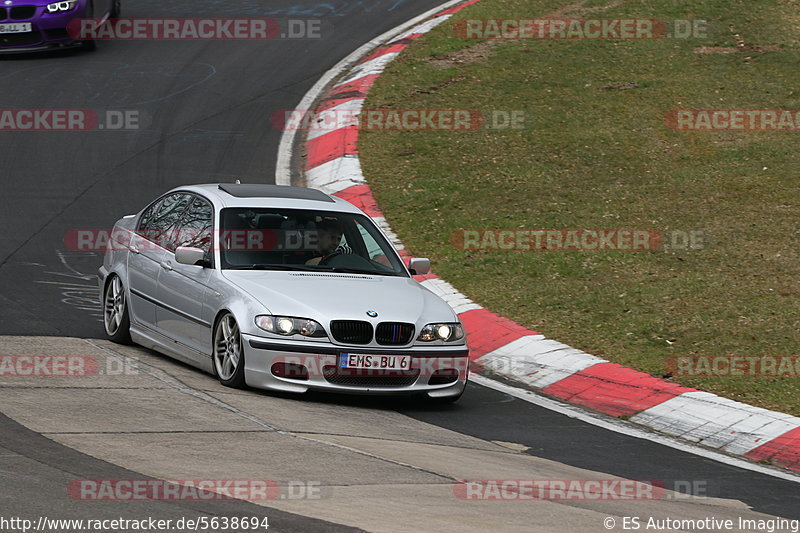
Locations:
130;324;214;374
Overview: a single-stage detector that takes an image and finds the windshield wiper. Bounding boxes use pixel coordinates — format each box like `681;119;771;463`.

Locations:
226;264;308;271
227;263;349;272
226;264;400;276
329;267;399;276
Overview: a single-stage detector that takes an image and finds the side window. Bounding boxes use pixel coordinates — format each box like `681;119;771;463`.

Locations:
174;197;214;254
139;193;192;250
138;199;162;232
356;219;387;263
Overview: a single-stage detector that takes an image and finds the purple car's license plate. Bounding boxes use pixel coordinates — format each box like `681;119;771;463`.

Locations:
0;23;32;34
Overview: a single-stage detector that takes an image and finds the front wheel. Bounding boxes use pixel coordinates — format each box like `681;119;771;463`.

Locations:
213;313;246;388
103;275;131;344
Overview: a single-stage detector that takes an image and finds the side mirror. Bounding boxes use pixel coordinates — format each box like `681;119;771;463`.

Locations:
175;246;207;267
408;257;431;275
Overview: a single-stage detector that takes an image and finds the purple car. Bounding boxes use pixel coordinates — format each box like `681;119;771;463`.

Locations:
0;0;119;53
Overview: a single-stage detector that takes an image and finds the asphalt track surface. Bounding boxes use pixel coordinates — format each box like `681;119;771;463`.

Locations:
0;412;361;532
0;0;448;338
1;0;800;530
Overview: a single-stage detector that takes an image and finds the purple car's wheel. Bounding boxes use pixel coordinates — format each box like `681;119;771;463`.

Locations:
103;275;131;344
213;313;246;388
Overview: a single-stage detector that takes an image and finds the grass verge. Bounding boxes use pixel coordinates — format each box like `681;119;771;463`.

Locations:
359;0;800;415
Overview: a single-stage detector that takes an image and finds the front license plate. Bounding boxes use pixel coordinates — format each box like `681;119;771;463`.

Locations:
340;353;412;370
0;23;33;34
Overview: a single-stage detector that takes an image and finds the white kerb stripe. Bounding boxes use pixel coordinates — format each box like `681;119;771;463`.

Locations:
420;278;481;314
335;53;400;87
394;14;454;40
305;156;366;194
370;216;406;252
278;0;468;185
306;99;366;142
631;391;800;455
473;374;800;484
477;335;605;389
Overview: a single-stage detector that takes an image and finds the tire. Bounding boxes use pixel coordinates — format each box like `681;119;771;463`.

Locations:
103;275;132;344
213;313;247;388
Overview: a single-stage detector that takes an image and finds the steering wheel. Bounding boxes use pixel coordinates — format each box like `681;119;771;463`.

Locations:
318;251;343;266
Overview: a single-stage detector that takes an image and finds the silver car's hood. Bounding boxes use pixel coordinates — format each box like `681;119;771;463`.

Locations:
221;271;456;323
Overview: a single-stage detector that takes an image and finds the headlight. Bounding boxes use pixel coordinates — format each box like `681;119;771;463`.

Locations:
255;315;327;338
46;0;77;12
417;322;465;342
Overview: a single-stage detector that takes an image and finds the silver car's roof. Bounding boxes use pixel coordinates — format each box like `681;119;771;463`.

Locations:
166;184;363;214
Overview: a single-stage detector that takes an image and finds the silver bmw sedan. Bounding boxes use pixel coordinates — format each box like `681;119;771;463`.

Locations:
98;183;469;402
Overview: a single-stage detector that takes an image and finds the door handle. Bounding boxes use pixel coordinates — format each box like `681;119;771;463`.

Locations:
160;261;173;271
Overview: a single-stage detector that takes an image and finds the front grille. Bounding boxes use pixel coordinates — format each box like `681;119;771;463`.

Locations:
0;31;41;46
375;322;414;346
10;5;36;19
330;320;373;345
322;365;419;387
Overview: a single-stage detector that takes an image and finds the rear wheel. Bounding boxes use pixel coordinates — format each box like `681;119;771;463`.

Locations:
213;313;246;388
103;275;131;344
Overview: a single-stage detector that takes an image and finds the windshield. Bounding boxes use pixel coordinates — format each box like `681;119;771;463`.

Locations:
218;208;408;277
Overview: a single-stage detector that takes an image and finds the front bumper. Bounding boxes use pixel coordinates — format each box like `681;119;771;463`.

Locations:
0;10;87;52
242;334;469;397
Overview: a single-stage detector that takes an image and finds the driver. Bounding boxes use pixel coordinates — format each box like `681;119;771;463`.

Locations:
306;218;344;265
